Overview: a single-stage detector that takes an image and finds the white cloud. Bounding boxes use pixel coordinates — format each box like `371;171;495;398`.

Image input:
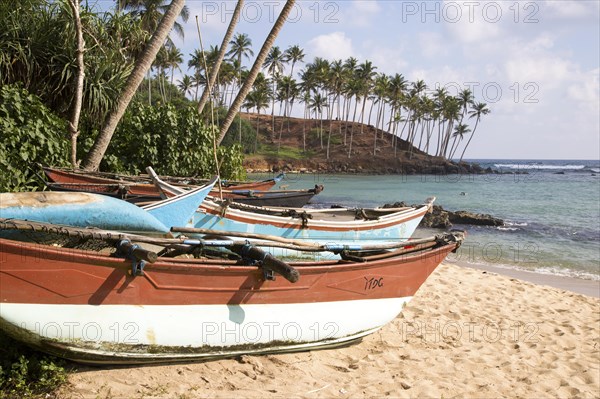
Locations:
307;32;354;60
567;68;600;110
442;0;503;44
418;31;450;58
543;0;600;20
339;0;382;27
367;46;408;75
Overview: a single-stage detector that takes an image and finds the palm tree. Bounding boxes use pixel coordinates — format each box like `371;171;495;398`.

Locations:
281;44;304;121
177;75;194;97
227;32;255;67
386;73;408;154
449;123;471;159
438;96;461;159
372;74;389;155
309;93;328;150
327;59;345;143
264;46;287;137
459;102;490;162
349;60;377;158
83;0;186;170
119;0;189;44
276;75;298;151
298;67;317;152
284;45;304;77
165;45;182;101
342;57;358;143
244;86;271;152
457;88;474;125
197;0;244;114
227;32;254;141
218;0;297;145
121;1;189;106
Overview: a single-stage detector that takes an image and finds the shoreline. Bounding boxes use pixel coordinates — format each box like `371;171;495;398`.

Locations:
454;260;600;298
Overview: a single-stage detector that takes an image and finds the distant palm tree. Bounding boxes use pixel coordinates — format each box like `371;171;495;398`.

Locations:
177;74;194;97
264;46;287;137
457;88;474;126
342;57;358;143
276;75;298;151
217;0;297;145
281;44;304;120
349;60;377;158
449;122;471;159
459;102;490;162
372;73;390;155
165;46;182;100
227;32;254;141
197;0;244;115
244;86;271;152
309;93;328;150
227;32;254;67
284;45;304;77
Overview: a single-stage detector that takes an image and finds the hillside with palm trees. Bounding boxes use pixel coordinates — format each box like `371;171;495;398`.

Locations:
238;112;487;174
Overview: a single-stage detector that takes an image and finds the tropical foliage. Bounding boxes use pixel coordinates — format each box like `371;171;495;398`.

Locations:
81;101;246;180
0;85;69;192
0;0;245;187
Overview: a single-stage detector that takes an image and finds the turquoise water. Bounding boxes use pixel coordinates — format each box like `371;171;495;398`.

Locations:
258;159;600;280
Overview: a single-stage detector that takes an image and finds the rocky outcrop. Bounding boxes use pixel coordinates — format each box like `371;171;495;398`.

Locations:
448;211;504;227
383;203;504;228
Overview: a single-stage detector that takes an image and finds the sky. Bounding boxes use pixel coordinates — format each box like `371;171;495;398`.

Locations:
98;0;600;160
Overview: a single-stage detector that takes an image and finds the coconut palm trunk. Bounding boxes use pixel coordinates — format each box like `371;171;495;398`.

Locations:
66;0;85;168
82;0;186;171
217;0;296;145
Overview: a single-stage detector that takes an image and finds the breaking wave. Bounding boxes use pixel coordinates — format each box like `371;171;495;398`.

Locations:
494;163;586;170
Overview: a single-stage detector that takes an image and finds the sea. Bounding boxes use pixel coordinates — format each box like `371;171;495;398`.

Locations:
260;159;600;281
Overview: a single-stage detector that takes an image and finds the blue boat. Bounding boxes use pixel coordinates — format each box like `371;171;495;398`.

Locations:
140;176;217;228
0;176;216;233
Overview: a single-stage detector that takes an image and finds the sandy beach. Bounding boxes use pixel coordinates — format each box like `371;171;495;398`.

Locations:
58;263;600;398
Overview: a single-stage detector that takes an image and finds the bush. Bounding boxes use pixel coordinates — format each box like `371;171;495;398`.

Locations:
80;102;246;180
0;85;69;192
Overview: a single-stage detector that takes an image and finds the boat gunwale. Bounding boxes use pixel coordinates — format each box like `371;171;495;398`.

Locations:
199;198;432;231
0;236;458;275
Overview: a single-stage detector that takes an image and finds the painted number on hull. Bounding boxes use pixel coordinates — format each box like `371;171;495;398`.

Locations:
364;277;384;291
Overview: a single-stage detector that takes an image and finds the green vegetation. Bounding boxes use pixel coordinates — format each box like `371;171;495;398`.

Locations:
0;85;69;192
0;331;68;398
80;101;246;180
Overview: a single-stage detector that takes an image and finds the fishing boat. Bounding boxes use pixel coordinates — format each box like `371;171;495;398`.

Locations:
0;176;216;232
0;218;464;365
148;170;434;259
42;166;284;203
47;181;323;208
217;185;323;207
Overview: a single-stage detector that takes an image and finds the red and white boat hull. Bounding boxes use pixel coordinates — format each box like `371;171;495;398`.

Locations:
0;235;459;364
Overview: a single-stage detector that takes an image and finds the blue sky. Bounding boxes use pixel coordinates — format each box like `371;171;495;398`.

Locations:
99;0;600;160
